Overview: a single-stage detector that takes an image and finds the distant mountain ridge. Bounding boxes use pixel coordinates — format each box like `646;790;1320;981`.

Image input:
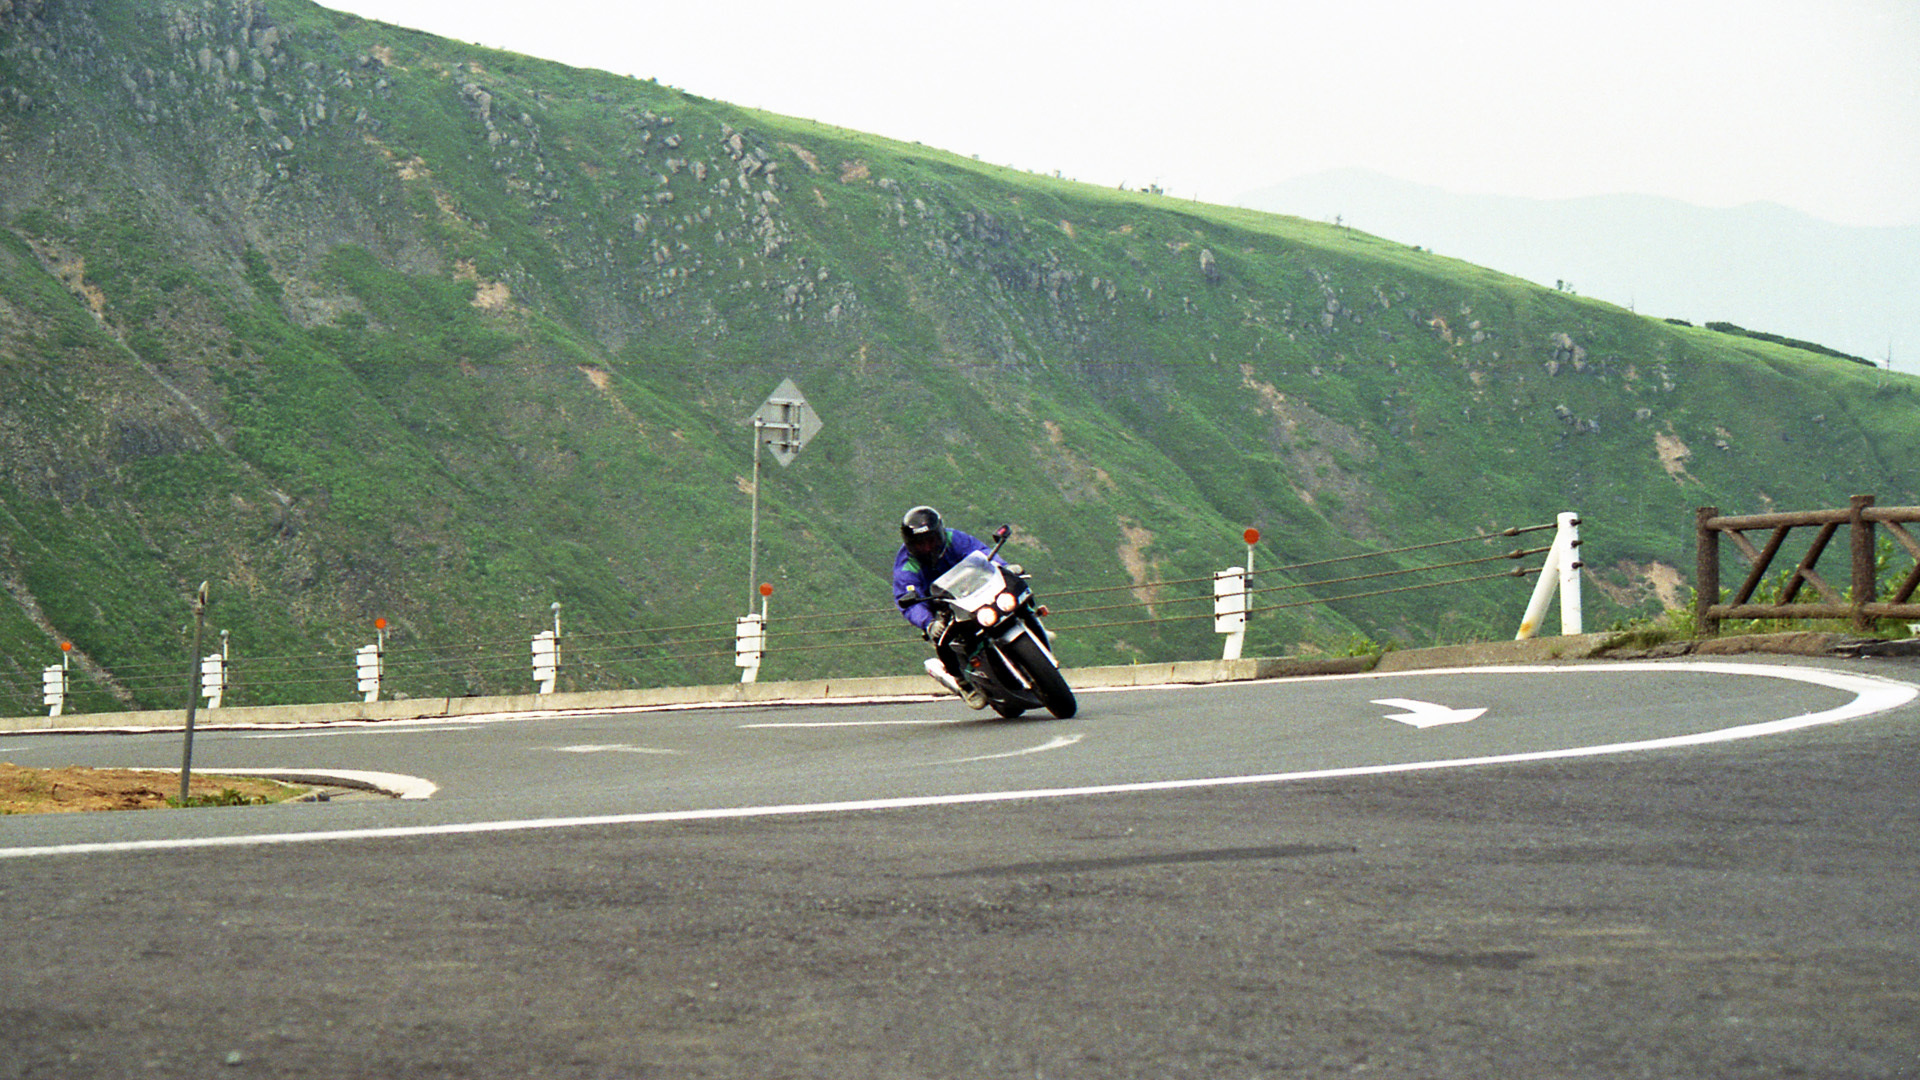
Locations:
1236;169;1918;368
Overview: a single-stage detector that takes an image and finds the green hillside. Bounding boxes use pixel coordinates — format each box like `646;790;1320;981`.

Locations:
1;0;1915;713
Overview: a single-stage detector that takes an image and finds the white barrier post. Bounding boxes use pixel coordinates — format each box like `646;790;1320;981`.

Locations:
735;615;766;683
355;643;383;703
1214;566;1248;661
42;650;68;718
1516;512;1584;639
532;629;559;694
200;629;229;709
736;584;771;683
1214;528;1261;661
353;618;388;703
530;603;562;694
1557;512;1585;635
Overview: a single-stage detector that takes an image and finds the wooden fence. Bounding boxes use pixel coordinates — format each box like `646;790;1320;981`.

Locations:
1695;494;1920;634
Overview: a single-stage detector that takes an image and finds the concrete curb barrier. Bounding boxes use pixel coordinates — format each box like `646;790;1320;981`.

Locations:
14;630;1891;734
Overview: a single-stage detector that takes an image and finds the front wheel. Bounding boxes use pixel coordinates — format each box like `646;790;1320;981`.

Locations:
1005;633;1076;719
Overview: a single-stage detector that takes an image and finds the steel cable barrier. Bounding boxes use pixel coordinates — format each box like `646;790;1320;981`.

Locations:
1040;527;1555;635
8;520;1576;715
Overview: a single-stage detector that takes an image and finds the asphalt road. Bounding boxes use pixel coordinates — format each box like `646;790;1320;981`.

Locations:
2;656;1917;1078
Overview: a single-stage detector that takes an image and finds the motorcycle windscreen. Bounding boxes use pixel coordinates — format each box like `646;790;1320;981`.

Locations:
931;551;1002;610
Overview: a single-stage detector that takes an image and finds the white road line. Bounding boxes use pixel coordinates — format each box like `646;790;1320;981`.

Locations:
3;662;1913;860
550;744;680;755
739;719;965;729
247;726;472;739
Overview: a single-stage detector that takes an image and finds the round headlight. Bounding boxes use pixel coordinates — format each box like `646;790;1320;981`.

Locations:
976;606;1000;627
995;591;1018;613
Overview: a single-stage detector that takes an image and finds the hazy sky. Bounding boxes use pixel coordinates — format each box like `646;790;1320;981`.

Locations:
325;0;1919;227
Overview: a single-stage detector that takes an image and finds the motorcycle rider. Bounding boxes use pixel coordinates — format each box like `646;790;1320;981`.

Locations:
893;505;1004;708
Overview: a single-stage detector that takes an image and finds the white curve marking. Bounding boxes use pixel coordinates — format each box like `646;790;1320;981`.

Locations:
2;662;1912;860
47;767;441;801
225;768;440;800
928;733;1084;765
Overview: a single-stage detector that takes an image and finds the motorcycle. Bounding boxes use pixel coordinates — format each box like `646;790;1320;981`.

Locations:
905;525;1077;719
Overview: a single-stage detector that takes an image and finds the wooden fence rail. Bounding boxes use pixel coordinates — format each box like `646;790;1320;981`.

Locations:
1695;494;1920;635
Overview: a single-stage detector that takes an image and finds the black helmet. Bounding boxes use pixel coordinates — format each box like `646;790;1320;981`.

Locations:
900;505;947;561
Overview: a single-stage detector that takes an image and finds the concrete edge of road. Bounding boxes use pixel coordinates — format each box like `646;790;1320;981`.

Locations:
8;631;1915;735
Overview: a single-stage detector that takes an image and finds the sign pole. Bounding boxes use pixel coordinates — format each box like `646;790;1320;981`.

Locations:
748;418;764;613
745;379;823;614
178;581;208;807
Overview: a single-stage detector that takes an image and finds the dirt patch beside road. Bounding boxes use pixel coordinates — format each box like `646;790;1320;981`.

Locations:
0;763;303;814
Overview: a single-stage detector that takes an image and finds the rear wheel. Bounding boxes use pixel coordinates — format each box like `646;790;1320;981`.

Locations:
1006;633;1076;718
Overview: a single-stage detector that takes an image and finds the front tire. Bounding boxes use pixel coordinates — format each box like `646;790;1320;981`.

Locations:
1005;633;1076;718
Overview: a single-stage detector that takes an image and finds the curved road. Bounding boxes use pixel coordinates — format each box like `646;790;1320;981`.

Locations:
2;656;1917;1077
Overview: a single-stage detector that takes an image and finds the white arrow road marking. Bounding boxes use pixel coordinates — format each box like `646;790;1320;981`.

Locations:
929;733;1085;766
551;744;680;755
1372;698;1488;728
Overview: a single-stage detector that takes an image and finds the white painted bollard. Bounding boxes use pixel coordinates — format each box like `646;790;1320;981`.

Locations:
735;613;766;683
531;629;560;694
1214;566;1249;661
1516;512;1584;639
737;584;772;683
199;631;229;709
200;651;226;709
355;643;383;703
42;662;67;718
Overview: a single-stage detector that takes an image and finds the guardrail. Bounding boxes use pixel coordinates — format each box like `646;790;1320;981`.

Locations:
9;516;1575;716
1695;494;1920;635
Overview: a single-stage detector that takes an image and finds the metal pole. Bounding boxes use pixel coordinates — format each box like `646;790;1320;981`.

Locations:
748;418;763;613
178;581;208;807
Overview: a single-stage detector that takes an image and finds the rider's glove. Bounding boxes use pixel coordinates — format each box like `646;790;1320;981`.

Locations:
925;612;950;643
1004;563;1025;578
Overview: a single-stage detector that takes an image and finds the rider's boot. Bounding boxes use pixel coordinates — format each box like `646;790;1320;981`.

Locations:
923;657;964;697
924;656;987;708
